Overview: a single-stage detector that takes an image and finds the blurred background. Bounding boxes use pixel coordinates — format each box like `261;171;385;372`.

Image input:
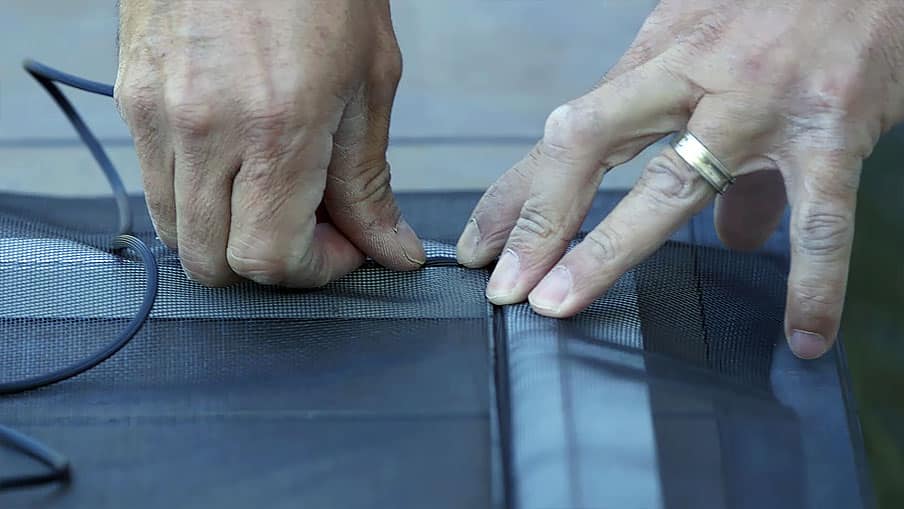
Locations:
1;0;662;193
2;1;901;506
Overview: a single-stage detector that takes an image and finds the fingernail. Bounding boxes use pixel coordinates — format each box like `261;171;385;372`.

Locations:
457;219;481;265
789;329;828;359
396;218;426;265
529;266;572;313
486;249;520;303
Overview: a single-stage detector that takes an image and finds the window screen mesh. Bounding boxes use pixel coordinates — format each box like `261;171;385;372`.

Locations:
0;191;873;509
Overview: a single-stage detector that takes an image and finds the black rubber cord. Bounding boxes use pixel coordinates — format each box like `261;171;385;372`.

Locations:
0;61;158;492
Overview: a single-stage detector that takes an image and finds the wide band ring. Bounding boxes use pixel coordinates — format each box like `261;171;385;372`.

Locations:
669;130;736;194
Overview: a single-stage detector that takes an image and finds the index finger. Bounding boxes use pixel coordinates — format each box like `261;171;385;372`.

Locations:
528;96;765;316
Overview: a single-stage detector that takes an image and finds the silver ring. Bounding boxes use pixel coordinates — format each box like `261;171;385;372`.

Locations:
669;130;735;194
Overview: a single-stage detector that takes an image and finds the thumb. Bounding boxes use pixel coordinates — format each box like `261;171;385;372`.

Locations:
324;87;425;270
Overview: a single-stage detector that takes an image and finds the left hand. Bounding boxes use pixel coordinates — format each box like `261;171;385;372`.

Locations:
456;0;904;359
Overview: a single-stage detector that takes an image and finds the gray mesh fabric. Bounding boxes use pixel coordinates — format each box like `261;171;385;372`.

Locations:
0;191;873;509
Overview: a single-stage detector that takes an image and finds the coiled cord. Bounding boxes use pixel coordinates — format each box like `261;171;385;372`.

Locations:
0;61;159;490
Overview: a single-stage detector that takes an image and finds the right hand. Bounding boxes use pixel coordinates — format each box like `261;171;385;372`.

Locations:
115;0;425;287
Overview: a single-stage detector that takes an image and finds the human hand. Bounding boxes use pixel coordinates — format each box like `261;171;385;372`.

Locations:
115;0;424;287
457;0;904;359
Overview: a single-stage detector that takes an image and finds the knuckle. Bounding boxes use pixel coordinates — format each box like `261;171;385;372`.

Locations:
513;201;562;242
328;162;395;226
583;229;622;265
543;102;602;152
619;39;655;70
243;100;293;144
386;54;403;88
352;162;392;204
164;92;217;137
739;45;797;89
372;47;403;91
227;242;288;286
790;276;845;316
804;70;864;115
804;154;863;198
115;81;157;126
792;206;853;258
682;13;726;53
637;154;699;206
522;143;552;172
235;160;287;190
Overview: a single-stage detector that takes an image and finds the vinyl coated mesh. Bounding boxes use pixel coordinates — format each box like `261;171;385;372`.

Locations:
502;238;793;509
0;210;143;385
0;202;784;389
0;196;494;509
0;192;839;509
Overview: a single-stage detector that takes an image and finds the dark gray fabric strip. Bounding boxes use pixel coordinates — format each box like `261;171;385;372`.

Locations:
0;240;486;319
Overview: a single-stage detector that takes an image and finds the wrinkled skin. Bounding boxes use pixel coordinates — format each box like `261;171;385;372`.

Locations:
116;0;424;289
458;0;904;359
116;0;904;360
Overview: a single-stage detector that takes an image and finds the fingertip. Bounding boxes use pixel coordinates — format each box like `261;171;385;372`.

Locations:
394;218;426;269
362;217;426;272
313;222;366;280
787;329;832;360
457;154;539;268
527;265;573;316
783;284;845;360
456;218;482;267
323;191;424;271
485;249;525;305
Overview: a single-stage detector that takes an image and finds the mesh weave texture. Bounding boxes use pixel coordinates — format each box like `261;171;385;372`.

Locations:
0;192;870;509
